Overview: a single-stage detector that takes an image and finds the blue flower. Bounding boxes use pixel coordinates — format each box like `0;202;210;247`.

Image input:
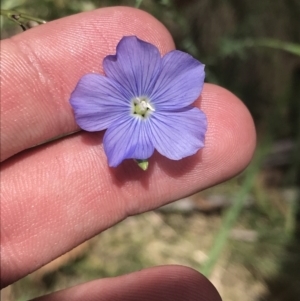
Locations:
70;36;207;168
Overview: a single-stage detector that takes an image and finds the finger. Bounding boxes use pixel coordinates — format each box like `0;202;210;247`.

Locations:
30;266;221;301
1;82;256;287
0;7;174;161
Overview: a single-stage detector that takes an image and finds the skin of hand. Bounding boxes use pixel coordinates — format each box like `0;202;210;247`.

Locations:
0;7;256;301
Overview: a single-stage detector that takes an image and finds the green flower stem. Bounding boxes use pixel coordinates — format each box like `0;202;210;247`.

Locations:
135;159;149;171
31;130;80;148
0;9;46;30
249;38;300;57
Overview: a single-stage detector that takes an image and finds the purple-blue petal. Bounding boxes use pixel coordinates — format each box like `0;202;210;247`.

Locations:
70;74;130;131
103;36;162;98
149;50;205;110
103;117;154;167
149;107;207;160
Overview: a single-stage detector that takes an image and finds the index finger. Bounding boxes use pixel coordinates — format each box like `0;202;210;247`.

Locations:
0;7;174;161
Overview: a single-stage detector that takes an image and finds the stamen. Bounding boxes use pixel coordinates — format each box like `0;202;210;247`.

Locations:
131;96;155;118
147;102;155;112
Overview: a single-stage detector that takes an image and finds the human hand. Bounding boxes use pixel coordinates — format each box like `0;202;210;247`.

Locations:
0;7;256;300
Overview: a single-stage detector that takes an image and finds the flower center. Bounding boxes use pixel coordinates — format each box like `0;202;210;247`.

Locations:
132;96;155;118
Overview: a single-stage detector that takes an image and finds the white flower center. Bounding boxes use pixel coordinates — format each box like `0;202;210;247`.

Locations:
131;96;155;118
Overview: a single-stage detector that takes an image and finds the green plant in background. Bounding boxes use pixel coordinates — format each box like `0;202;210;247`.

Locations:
201;38;300;278
0;9;46;31
201;155;262;278
220;38;300;57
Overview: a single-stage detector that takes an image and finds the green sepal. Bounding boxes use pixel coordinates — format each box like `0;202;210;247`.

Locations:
135;159;149;171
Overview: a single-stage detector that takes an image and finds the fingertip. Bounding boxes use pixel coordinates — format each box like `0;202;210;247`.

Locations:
30;265;222;301
122;265;222;301
158;265;222;301
200;83;256;182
